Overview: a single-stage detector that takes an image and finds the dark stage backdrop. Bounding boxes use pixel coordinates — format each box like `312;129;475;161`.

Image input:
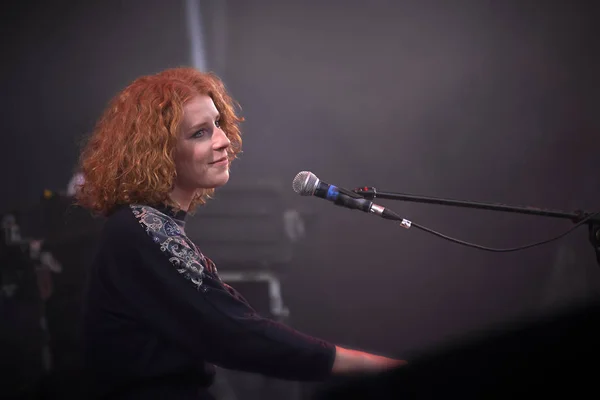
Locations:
1;0;599;390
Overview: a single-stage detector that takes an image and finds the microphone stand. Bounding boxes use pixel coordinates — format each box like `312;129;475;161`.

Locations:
353;187;600;267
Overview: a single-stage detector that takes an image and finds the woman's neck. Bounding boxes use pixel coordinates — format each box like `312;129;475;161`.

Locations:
168;186;193;212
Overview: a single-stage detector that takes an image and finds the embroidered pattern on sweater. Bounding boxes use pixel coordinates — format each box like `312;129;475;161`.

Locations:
131;205;207;290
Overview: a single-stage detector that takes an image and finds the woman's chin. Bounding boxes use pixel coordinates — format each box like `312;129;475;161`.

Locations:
208;172;230;188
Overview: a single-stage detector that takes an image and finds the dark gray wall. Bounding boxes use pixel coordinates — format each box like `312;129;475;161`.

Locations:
204;0;600;354
2;0;599;359
1;0;190;212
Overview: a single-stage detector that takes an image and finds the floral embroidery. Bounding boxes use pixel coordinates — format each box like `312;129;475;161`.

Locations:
130;205;208;290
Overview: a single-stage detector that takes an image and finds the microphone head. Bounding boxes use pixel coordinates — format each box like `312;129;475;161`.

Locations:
292;171;319;196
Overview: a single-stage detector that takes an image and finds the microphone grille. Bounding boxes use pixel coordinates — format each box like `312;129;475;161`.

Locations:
292;171;318;196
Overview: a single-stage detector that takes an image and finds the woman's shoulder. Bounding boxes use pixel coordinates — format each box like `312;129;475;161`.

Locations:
104;204;180;237
101;204;147;242
100;204;189;261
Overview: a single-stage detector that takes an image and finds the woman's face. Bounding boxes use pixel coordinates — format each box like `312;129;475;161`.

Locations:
172;95;231;196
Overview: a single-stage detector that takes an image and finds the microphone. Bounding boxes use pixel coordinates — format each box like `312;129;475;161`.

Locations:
292;171;400;220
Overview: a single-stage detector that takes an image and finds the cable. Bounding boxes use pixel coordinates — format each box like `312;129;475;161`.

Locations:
396;211;599;253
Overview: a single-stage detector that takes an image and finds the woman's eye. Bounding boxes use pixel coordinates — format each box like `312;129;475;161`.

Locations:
215;119;221;128
192;129;206;138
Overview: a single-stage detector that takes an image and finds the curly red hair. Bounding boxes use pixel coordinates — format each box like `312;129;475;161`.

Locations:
76;67;243;216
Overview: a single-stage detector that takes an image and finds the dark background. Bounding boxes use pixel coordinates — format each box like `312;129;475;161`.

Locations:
1;0;599;398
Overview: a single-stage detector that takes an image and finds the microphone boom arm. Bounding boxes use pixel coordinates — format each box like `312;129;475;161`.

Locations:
353;186;600;266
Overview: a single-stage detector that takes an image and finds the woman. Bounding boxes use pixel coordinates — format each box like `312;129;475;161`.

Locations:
77;67;404;399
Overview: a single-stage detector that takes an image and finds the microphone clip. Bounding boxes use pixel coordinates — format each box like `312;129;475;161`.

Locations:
353;186;377;200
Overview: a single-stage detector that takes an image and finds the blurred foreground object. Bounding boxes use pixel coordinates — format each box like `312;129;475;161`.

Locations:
313;297;600;399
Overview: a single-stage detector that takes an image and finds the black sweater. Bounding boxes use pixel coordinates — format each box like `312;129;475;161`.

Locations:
82;204;336;399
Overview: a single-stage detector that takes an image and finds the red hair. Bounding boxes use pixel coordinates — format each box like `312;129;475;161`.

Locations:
76;67;243;216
